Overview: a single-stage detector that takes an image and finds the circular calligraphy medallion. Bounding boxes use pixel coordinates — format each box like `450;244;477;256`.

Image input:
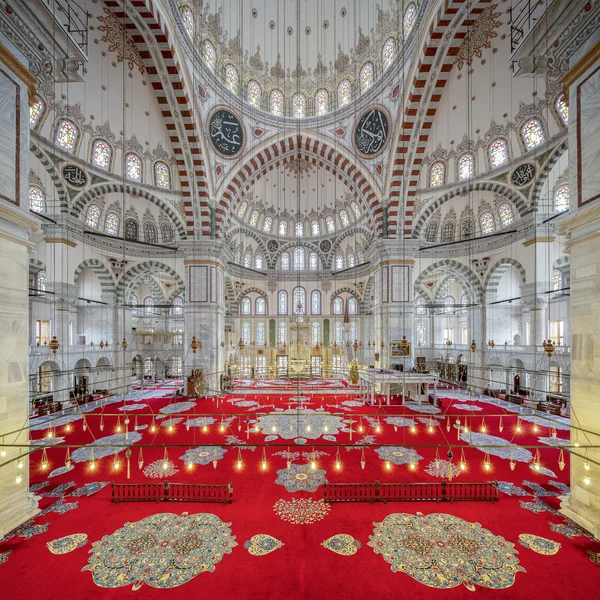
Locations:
62;164;88;188
267;239;279;252
353;105;391;159
511;163;536;187
320;239;332;253
208;106;245;159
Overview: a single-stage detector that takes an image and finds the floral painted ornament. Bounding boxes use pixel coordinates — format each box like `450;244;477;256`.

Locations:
47;533;88;555
143;459;178;478
368;513;526;590
587;550;600;566
275;463;328;493
273;498;331;525
0;551;11;565
82;513;236;590
518;534;560;555
244;534;284;556
322;534;361;556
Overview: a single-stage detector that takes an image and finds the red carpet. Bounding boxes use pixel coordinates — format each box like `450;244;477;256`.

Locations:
1;390;599;599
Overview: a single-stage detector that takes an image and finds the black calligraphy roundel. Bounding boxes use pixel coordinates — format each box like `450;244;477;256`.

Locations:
511;163;536;187
208;106;245;159
62;164;88;188
353;106;391;159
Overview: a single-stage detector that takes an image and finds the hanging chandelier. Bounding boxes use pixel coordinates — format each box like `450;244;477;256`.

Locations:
190;336;199;354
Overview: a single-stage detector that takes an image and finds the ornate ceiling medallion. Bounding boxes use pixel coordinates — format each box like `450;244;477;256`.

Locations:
207;106;245;159
353;105;391;159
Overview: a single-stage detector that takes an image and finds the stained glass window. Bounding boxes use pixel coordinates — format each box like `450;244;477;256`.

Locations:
254;253;264;270
144;296;155;315
498;203;514;227
480;211;495;234
55;120;78;151
243;252;252;268
278;321;288;344
360;62;374;93
234;249;241;263
326;215;336;233
36;270;47;294
457;153;474;181
256;322;265;345
278;290;288;315
311;322;321;346
309;252;319;271
347;252;355;268
441;221;455;242
202;40;216;71
30;98;44;127
280;252;290;270
311;220;320;236
161;223;173;243
131;293;139;315
172;296;183;315
382;38;395;69
316;89;329;116
249;209;259;227
263;216;273;233
85;204;101;228
125;154;142;181
417;323;426;345
241;322;251;345
271;90;283;116
295;221;304;237
348;297;358;315
430;162;445;187
489;139;509;168
357;249;365;263
293;247;305;270
338;80;351;107
238;201;248;218
225;65;238;93
332;297;343;315
279;219;288;236
29;187;45;213
248;81;261;108
415;296;426;315
293;93;305;118
125;219;138;241
404;3;417;35
556;95;568;125
521;119;545;150
444;296;455;314
334;323;344;345
104;212;120;236
350;201;361;217
256;298;266;315
181;8;194;37
552;269;563;292
461;218;474;239
91;140;111;169
553;186;569;212
311;290;321;315
154;162;170;188
460;294;469;314
335;254;344;270
144;222;157;243
241;297;251;315
293;287;306;314
426;221;438;242
340;210;350;227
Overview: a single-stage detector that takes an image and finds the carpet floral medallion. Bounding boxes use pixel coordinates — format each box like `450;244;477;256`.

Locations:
375;446;423;466
518;534;561;555
273;498;331;524
255;408;346;440
244;534;283;556
424;459;460;479
368;513;526;590
322;534;361;556
143;459;178;478
274;463;328;493
82;513;237;590
47;533;88;555
179;446;227;466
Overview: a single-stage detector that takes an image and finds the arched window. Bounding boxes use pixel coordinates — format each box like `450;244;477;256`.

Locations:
238;201;248;218
416;323;426;346
358;249;366;263
309;252;319;271
338;80;351;107
263;216;273;233
311;220;320;236
553;186;569;212
144;222;157;243
202;40;216;71
460;293;469;314
382;38;396;69
332;297;343;315
280;252;290;270
104;213;120;236
444;296;455;314
430;161;445;187
489;138;509;168
91;140;111;169
311;290;321;315
278;290;288;315
85;204;101;228
441;221;455;242
425;221;438;242
348;297;358;315
293;247;305;270
154;162;170;188
30;98;44;127
29;187;45;213
249;209;259;227
241;322;251;346
161;223;173;243
243;251;252;269
415;296;426;315
404;3;417;34
293;287;306;314
311;322;321;346
130;293;139;315
256;297;266;315
335;254;344;270
279;219;288;236
360;62;374;92
552;269;564;293
254;253;264;270
498;203;514;227
325;215;336;233
36;270;47;294
293;93;305;118
125;153;142;182
55;120;78;151
125;219;138;241
521;119;546;150
172;296;183;315
225;65;238;93
240;297;251;315
247;80;261;108
460;218;474;239
295;221;304;237
340;210;350;227
350;201;361;218
255;322;265;345
334;323;344;345
181;8;194;37
480;211;495;234
315;89;329;115
556;95;568;125
144;296;155;315
270;90;283;116
347;252;356;268
278;321;288;345
457;153;474;181
234;249;241;264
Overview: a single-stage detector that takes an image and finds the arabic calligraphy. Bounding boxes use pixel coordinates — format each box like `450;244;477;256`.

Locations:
62;165;88;188
511;163;535;187
209;108;245;158
354;107;390;158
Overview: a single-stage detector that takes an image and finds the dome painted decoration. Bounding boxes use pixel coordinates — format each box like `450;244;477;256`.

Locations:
208;106;245;159
353;106;391;159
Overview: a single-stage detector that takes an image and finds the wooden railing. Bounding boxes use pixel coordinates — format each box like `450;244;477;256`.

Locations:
111;481;233;504
324;481;498;503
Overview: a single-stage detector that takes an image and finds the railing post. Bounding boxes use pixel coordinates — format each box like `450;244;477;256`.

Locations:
163;481;169;501
441;480;447;502
375;480;380;502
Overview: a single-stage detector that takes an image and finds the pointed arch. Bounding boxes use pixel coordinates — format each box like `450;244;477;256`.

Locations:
73;258;117;297
483;258;527;298
414;260;483;304
116;260;184;302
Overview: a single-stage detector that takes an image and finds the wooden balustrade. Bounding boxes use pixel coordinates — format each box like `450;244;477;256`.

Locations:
111;481;233;504
323;481;498;503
